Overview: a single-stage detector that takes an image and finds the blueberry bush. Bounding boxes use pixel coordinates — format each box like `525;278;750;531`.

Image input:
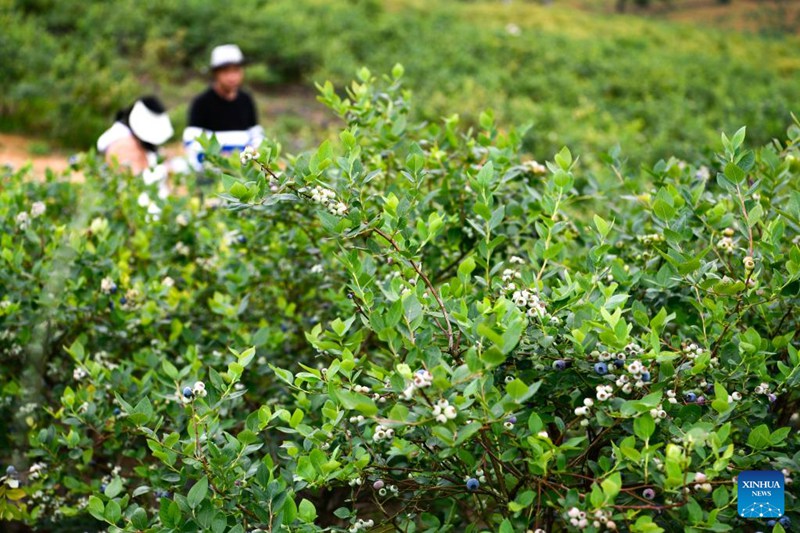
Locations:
2;68;800;532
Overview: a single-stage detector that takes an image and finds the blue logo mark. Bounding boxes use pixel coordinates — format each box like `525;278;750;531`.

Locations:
738;470;784;518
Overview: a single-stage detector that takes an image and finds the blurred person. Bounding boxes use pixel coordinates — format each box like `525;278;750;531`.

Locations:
97;96;177;197
183;44;264;171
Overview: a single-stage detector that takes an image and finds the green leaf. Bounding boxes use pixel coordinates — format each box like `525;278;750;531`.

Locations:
554;146;572;170
131;507;148;529
634;414;656;440
187;476;209;509
104;499;121;525
505;378;528;400
723;162;746;183
298;498;317;523
104;476;123;499
593;214;612;239
747;425;771;450
87;496;104;522
334;390;378;416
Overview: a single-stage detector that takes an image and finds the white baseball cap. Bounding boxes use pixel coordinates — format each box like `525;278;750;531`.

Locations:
210;44;245;70
128;97;174;146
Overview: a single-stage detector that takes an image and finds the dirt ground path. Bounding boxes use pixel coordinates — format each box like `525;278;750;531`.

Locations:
0;133;73;176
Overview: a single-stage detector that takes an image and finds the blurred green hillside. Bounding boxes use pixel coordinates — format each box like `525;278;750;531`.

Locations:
1;0;798;167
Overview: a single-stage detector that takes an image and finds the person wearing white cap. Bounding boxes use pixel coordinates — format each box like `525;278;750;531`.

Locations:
97;96;175;197
183;44;264;171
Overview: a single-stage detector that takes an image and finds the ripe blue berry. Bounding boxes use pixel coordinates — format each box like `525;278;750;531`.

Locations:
594;362;608;375
767;520;776;527
466;478;480;491
120;296;127;305
182;387;193;398
237;235;247;244
643;488;655;499
508;416;517;424
113;408;121;416
684;392;697;403
779;516;791;527
6;465;16;476
100;483;108;492
641;371;651;382
613;358;624;369
553;360;566;371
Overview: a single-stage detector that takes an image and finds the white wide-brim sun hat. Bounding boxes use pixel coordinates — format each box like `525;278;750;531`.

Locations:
128;100;174;146
210;44;245;69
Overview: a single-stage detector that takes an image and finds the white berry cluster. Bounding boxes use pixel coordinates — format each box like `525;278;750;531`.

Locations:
575;398;594;427
353;384;371;394
372;424;395;442
375;483;399;497
16;211;31;230
402;369;433;399
525;160;547;174
783;468;794;485
100;277;117;295
596;384;614;402
193;381;207;398
666;390;678;404
649;405;668;422
120;288;140;311
348;518;375;533
239;146;260;165
468;469;487;483
73;366;87;380
433;399;458;423
28;462;46;481
31;201;46;218
625;360;651;389
348;415;365;424
309;185;348;216
567;507;616;530
716;228;736;253
511;289;548;320
636;233;664;245
753;382;771;395
501;268;522;283
682;342;705;360
174;241;190;256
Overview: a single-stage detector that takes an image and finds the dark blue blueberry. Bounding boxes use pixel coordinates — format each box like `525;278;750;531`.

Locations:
182;386;193;398
6;465;16;476
110;286;117;294
767;520;776;527
684;392;697;403
100;483;107;492
280;324;289;332
613;358;624;369
120;296;127;305
113;408;121;415
594;362;608;375
553;360;566;371
779;516;791;527
641;371;651;382
508;416;517;424
237;235;247;244
466;478;479;491
108;301;115;310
